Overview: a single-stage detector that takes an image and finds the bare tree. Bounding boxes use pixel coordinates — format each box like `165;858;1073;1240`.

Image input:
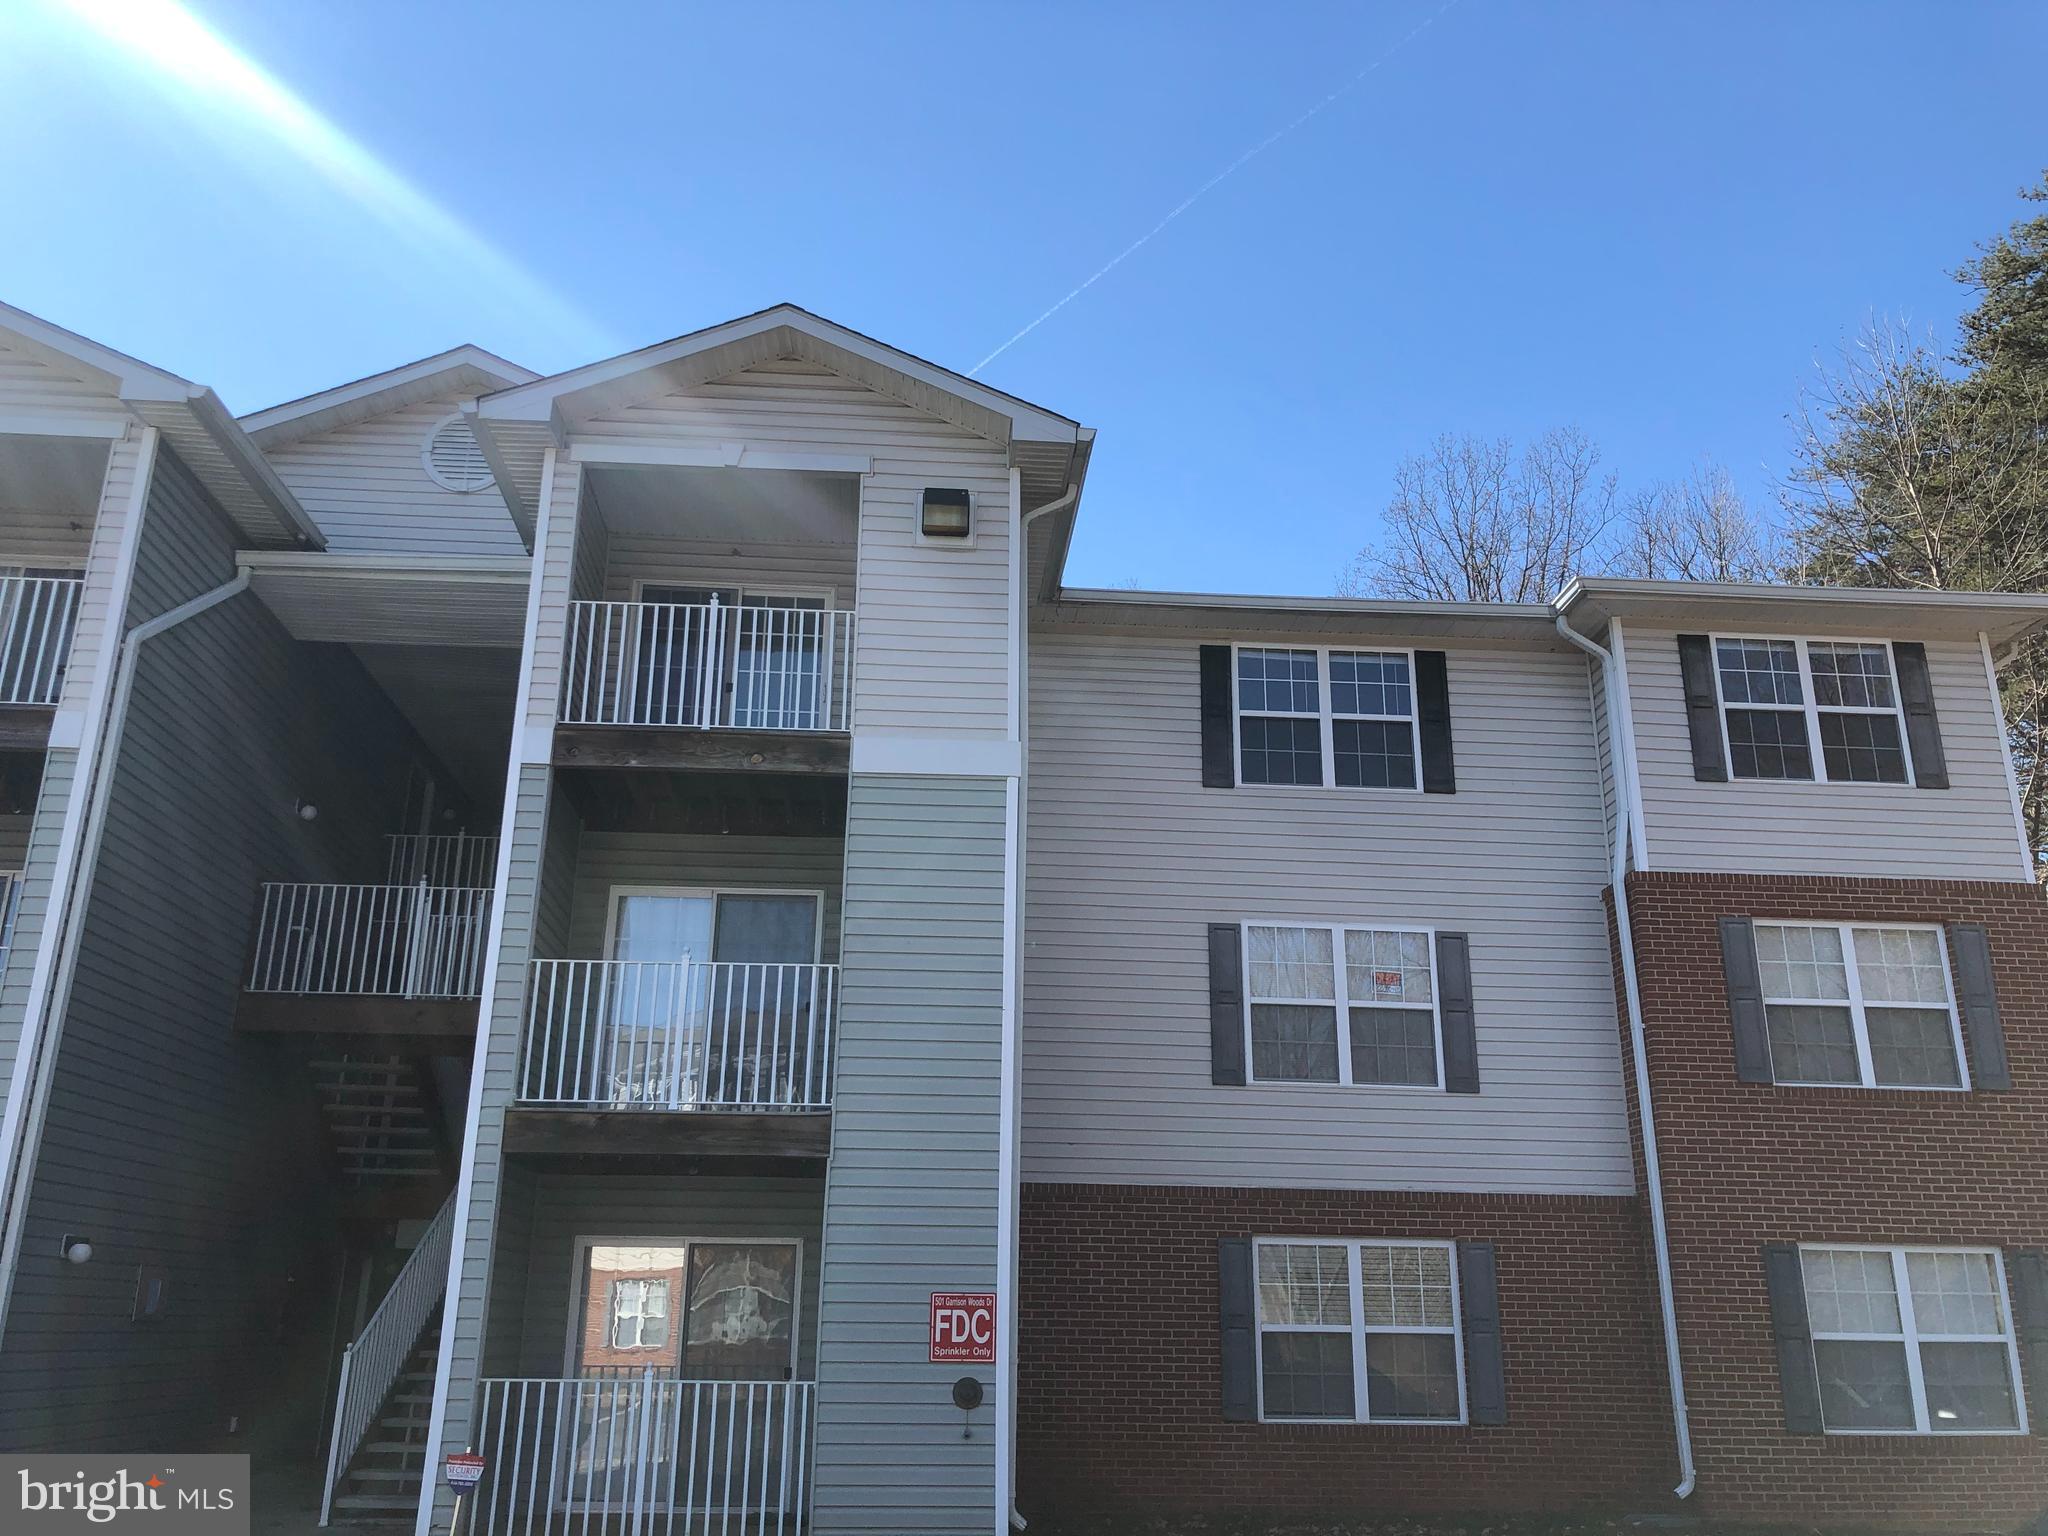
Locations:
1339;428;1617;602
1614;463;1780;582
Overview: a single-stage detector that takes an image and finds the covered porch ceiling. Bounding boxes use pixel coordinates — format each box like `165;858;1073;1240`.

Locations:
240;550;529;808
582;463;858;545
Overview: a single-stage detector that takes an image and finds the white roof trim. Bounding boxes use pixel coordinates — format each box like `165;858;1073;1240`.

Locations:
240;344;539;446
476;303;1079;446
236;549;530;583
0;299;194;403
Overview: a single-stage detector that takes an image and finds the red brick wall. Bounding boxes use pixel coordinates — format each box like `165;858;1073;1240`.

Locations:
1619;870;2048;1526
1017;1183;1674;1519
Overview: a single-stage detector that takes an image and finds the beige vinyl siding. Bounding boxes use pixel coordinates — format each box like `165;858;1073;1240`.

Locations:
812;775;1005;1533
0;339;119;411
577;360;1014;738
1022;632;1634;1196
1622;626;2029;879
562;832;845;964
263;394;524;556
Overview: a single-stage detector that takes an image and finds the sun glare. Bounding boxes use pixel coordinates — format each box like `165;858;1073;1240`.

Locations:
51;0;614;357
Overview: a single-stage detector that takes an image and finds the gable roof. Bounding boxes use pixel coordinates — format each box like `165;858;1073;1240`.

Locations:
0;300;322;549
471;304;1089;539
240;344;538;449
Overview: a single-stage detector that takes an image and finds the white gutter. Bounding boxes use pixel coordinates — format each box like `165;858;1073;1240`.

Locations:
0;564;253;1340
1553;609;1696;1500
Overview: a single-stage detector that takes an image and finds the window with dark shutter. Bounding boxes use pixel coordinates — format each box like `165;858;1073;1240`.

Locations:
1435;932;1480;1094
1948;923;2011;1091
1198;645;1235;788
1891;642;1949;789
1416;650;1455;794
1458;1241;1506;1424
1761;1243;1824;1434
1676;634;1728;781
1717;917;1774;1084
1218;1237;1257;1422
1208;923;1246;1086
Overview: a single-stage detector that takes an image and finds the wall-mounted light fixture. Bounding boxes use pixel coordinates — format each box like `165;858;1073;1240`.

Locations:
919;488;973;543
59;1234;91;1265
294;799;319;822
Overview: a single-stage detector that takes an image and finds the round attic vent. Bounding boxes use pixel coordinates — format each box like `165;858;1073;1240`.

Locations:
423;413;494;493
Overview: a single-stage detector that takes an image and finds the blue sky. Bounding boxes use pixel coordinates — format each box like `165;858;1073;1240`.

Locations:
2;0;2043;594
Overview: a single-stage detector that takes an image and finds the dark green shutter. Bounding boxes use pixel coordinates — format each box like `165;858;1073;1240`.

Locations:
1719;917;1774;1084
1416;650;1456;794
1677;634;1728;782
2005;1249;2048;1390
1949;923;2011;1090
1458;1240;1506;1425
1199;645;1235;788
1762;1243;1824;1434
1436;932;1479;1094
1218;1237;1257;1422
1209;923;1246;1086
1891;642;1949;790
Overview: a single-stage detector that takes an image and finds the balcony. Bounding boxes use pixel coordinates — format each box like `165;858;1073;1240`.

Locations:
0;574;83;749
507;959;835;1161
235;880;493;1039
456;1376;815;1536
555;598;854;776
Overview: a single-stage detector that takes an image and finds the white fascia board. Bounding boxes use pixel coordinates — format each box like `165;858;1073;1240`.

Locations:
0;300;192;402
240;345;540;442
567;438;873;474
236;549;531;582
186;388;327;549
0;408;129;439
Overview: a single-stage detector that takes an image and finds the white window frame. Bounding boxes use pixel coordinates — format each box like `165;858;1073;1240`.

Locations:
1755;920;1969;1091
608;1276;671;1350
633;579;837;609
602;885;826;966
1253;1236;1467;1426
1710;634;1916;787
1230;644;1423;793
1241;922;1445;1092
1800;1243;2028;1436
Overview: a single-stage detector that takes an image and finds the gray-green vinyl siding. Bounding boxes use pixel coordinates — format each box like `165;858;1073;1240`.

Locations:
0;445;429;1448
1022;632;1634;1196
811;774;1005;1536
1622;626;2029;879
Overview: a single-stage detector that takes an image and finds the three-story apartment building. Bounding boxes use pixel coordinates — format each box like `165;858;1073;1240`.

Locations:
0;298;2042;1534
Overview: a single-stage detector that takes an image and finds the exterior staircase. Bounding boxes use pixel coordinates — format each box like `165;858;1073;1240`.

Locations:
313;1057;444;1184
328;1310;441;1523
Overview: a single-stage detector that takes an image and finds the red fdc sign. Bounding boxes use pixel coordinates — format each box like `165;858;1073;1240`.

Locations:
929;1291;996;1364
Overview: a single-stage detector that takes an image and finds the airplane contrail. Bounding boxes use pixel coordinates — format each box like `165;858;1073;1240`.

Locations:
968;0;1463;377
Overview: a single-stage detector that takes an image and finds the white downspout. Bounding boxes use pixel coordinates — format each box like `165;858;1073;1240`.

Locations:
0;568;253;1339
996;478;1079;1536
1554;610;1696;1500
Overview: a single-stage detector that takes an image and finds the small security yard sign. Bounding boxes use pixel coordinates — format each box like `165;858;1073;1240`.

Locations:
929;1291;996;1364
444;1453;487;1492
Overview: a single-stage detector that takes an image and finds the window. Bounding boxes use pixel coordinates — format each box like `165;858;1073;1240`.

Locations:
1236;647;1418;790
1801;1246;2026;1434
1255;1239;1464;1423
1244;924;1441;1088
1714;636;1911;785
1755;922;1965;1089
608;1277;671;1350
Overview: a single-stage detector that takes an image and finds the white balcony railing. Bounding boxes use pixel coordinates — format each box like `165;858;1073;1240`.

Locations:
560;599;854;732
246;881;492;999
0;575;82;706
385;831;500;889
457;1376;815;1535
320;1192;455;1525
519;959;836;1111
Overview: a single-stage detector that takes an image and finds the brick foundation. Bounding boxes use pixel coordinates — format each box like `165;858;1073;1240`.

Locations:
1618;870;2048;1527
1017;1183;1674;1519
